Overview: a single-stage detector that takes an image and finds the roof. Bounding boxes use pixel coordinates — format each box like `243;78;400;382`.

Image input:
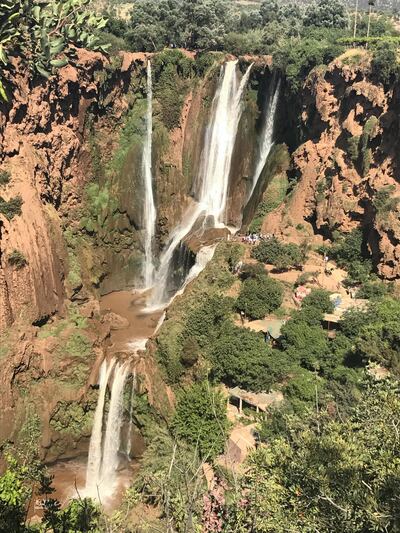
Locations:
228;386;283;412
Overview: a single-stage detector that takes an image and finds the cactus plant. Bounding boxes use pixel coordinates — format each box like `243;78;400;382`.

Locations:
0;0;109;99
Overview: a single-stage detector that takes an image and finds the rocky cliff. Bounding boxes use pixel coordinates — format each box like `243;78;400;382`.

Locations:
0;49;270;459
262;51;400;280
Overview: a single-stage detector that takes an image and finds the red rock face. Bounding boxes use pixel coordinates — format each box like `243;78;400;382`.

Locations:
263;59;400;280
0;50;149;331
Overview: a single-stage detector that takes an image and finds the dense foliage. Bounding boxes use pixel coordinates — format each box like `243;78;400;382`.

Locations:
251;237;306;270
172;382;230;459
223;378;400;532
236;273;284;319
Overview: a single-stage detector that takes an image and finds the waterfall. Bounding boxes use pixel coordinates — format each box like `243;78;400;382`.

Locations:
148;202;204;308
126;370;136;458
195;61;253;226
100;362;129;488
85;359;115;496
247;76;281;201
84;359;129;500
148;61;252;308
142;60;156;288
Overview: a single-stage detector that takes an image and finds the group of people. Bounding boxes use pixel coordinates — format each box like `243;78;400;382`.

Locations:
241;232;274;245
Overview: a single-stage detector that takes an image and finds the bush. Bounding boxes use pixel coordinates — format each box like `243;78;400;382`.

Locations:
7;250;27;269
357;281;390;300
0;195;23;220
210;324;291;392
302;289;334;314
184;294;233;349
239;263;266;281
371;41;399;86
251;238;305;271
280;319;329;370
0;170;10;185
236;275;284;320
373;185;399;215
328;229;373;283
171;381;229;459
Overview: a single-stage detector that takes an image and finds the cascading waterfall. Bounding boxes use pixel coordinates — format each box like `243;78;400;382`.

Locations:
100;362;129;488
142;60;157;288
85;359;115;497
84;359;129;500
149;61;252;308
195;60;253;225
247;76;281;201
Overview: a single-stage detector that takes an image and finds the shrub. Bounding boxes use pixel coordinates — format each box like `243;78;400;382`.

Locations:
371;41;399;86
171;381;229;459
374;185;399;215
302;289;334;314
280;319;329;370
210;324;291;392
0;170;10;185
225;243;244;272
0;195;23;220
329;229;373;283
184;294;233;349
7;250;27;269
236;275;284;320
251;238;305;271
239;263;267;281
357;281;390;300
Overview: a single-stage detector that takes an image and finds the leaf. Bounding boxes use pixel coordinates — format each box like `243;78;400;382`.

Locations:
0;80;8;102
32;5;41;21
35;63;51;79
96;18;107;30
0;45;7;65
50;58;68;68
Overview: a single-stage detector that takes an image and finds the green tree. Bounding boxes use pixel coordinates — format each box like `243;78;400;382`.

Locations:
302;289;334;314
172;381;229;459
371;41;399;86
251;238;305;271
236;274;283;320
303;0;347;29
224;378;400;533
210;324;291;391
281;319;329;370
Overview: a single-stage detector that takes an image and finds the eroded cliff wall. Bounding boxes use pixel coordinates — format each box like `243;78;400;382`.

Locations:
263;54;400;280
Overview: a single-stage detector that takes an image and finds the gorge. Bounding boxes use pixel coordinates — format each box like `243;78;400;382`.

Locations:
1;2;400;529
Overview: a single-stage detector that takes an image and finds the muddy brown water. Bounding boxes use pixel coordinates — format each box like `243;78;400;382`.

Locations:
31;290;164;520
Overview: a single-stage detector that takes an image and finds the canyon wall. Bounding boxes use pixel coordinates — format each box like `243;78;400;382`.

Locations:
0;49;269;459
263;54;400;280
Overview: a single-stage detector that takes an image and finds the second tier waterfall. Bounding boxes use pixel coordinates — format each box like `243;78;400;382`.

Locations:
142;60;156;288
84;359;130;500
149;61;252;308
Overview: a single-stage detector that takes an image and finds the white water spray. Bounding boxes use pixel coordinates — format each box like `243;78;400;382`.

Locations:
84;359;129;500
142;60;156;288
195;61;253;225
247;77;281;201
149;61;252;307
85;359;115;496
148;202;204;308
100;362;129;488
